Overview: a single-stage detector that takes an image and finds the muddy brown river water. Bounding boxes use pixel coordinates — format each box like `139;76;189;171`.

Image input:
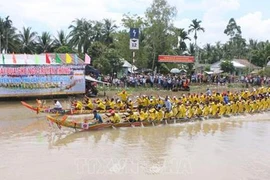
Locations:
0;100;270;180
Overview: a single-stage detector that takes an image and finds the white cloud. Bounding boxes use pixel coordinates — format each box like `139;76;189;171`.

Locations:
0;0;270;46
237;11;270;41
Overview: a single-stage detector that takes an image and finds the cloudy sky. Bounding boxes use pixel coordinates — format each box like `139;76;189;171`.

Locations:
0;0;270;45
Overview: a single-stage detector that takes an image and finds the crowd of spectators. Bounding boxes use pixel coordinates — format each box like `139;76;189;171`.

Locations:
89;72;270;90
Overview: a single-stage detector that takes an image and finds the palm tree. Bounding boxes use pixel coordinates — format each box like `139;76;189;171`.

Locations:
188;19;205;46
68;18;94;54
188;19;205;64
18;27;37;53
4;16;12;52
54;30;68;48
37;32;54;53
176;28;191;54
0;16;19;53
0;17;4;52
101;19;117;46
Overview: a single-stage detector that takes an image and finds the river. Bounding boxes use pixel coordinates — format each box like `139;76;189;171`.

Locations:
1;100;270;180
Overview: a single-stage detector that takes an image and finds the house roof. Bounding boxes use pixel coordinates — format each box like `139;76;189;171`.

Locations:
233;59;260;69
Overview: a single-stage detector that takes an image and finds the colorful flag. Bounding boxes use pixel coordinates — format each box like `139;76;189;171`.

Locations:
12;53;17;64
74;54;78;65
55;54;61;63
2;53;5;64
35;54;40;64
85;53;91;64
66;53;72;64
45;53;51;64
24;53;28;64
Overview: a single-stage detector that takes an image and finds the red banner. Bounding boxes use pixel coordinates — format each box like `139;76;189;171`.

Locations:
158;55;195;63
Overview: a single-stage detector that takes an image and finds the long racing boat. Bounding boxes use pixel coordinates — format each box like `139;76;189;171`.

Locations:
21;101;131;115
46;114;204;131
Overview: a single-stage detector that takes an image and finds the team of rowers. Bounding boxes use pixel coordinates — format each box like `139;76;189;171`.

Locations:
68;87;270;124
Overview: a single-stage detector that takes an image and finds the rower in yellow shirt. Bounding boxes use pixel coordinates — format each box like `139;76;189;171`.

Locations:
116;99;125;110
108;98;116;110
117;90;131;102
156;106;164;121
141;96;149;108
97;100;106;111
125;109;138;122
76;101;83;110
138;109;148;121
245;101;251;113
177;103;186;119
225;103;231;116
218;102;226;116
211;102;218;117
127;99;134;110
148;107;157;121
202;103;210;117
106;110;121;123
86;99;94;110
195;104;203;117
186;104;194;119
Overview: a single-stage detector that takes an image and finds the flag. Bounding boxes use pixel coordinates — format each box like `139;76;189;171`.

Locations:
45;53;51;64
74;54;78;65
24;53;28;64
84;53;91;64
35;54;40;64
2;53;5;64
55;54;61;63
66;53;72;64
12;53;17;64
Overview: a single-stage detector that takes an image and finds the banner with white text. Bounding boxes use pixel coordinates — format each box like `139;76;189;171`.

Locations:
0;65;85;97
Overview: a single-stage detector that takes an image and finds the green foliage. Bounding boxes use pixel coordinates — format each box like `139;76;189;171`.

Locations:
54;45;73;53
204;65;210;71
258;67;270;76
220;60;235;73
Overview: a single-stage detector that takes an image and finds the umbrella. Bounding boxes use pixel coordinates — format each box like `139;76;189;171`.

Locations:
170;68;180;74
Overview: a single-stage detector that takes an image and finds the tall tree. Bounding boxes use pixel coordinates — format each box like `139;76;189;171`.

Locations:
145;0;177;70
224;18;246;59
18;27;37;53
188;19;205;64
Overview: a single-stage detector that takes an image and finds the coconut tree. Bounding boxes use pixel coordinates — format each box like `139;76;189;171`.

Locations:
176;28;191;54
37;31;54;53
18;27;37;53
68;18;94;54
0;16;19;53
101;19;117;46
54;30;68;48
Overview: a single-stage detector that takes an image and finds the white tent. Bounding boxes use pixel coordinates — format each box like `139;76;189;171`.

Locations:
85;75;110;84
267;61;270;66
122;60;137;73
